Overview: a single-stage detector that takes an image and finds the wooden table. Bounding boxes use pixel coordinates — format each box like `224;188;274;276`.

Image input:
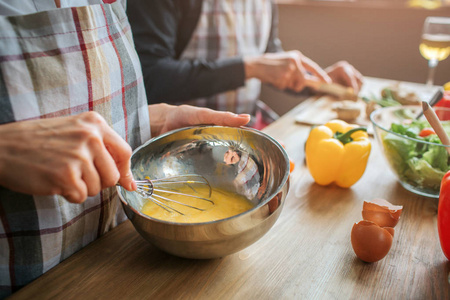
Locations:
11;78;449;299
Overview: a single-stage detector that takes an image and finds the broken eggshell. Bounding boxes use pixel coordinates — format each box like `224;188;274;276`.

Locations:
362;198;403;228
351;220;394;263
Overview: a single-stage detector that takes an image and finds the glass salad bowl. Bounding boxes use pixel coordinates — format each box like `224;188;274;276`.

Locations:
370;105;450;198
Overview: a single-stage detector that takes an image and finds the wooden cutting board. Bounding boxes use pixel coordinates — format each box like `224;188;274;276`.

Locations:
294;77;440;128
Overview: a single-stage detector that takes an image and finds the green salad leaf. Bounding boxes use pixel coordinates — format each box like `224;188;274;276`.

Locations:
404;158;446;190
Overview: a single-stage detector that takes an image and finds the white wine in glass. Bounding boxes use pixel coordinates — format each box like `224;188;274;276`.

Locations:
419;17;450;87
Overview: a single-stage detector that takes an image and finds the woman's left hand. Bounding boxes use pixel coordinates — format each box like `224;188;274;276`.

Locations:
148;104;251;137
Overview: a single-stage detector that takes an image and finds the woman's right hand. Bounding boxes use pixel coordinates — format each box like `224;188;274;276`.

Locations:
244;50;332;92
0;112;135;203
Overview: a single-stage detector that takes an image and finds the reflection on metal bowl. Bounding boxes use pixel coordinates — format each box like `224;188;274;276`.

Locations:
117;126;290;259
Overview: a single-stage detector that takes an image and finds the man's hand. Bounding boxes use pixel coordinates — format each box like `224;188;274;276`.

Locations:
244;52;364;94
325;61;364;93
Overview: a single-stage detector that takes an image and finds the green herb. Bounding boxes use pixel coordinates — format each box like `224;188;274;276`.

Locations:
362;92;401;108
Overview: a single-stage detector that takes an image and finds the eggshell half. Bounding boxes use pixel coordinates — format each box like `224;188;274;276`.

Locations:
362;198;403;228
351;220;394;263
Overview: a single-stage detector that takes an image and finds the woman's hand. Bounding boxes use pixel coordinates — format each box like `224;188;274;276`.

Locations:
325;61;364;93
244;50;332;92
0;112;135;203
149;104;251;137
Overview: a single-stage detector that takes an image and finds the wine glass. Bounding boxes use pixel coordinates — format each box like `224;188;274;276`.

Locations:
419;16;450;87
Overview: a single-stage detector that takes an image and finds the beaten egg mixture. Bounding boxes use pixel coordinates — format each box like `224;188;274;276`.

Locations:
141;185;255;223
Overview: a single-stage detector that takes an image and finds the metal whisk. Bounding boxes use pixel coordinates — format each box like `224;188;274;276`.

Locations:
134;174;213;215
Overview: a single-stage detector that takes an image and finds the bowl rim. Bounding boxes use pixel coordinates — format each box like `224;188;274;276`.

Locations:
116;125;290;226
369;105;450;148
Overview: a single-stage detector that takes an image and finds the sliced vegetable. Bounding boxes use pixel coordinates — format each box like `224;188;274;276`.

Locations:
289;160;295;174
419;128;436;137
278;141;295;174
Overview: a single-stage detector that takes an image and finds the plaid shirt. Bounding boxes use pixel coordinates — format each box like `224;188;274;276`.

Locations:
180;0;272;115
0;1;150;297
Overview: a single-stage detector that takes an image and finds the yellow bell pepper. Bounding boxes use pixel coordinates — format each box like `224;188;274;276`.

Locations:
305;120;371;188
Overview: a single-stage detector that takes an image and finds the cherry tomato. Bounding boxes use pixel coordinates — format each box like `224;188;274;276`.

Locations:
419;128;436;137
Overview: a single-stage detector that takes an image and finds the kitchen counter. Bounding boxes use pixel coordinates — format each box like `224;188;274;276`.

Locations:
10;78;449;299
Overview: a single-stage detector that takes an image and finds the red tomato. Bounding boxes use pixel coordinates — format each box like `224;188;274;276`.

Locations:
438;171;450;260
419;128;436;137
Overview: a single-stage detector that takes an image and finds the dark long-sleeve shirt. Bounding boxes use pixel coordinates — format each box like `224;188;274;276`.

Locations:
127;0;283;104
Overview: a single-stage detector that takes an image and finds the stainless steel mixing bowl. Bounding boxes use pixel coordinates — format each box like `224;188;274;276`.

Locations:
117;126;290;259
